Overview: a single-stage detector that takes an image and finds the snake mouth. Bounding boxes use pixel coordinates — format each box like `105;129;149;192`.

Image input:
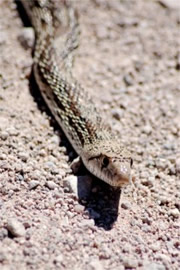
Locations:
111;171;133;187
105;176;130;187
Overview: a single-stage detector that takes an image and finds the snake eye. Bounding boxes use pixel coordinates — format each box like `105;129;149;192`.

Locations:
130;158;133;167
102;156;109;167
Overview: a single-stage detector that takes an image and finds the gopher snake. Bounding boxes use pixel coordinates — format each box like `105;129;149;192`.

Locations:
20;0;133;187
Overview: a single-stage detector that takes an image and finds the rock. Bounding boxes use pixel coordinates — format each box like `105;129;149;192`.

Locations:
175;158;180;174
0;228;8;240
63;175;78;196
123;257;138;268
18;152;29;162
145;262;166;270
44;161;56;171
29;180;40;190
6;218;26;237
54;254;63;264
0;131;8;140
121;201;131;210
150;243;160;252
141;176;154;187
176;52;180;70
74;204;85;213
0;31;7;46
18;27;34;49
89;259;104;270
158;0;180;10
70;156;82;174
39;149;46;157
15;174;24;182
63;174;92;200
0;253;7;264
142;125;152;135
168;208;179;218
7;127;19;136
45;181;58;190
79;219;95;228
163;142;175;150
50;134;60;145
123;74;134;86
155;253;171;264
111;108;123;120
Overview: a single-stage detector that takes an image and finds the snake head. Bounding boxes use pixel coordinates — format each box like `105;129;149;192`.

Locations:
82;140;133;187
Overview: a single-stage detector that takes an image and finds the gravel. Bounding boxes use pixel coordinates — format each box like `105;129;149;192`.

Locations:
0;0;179;269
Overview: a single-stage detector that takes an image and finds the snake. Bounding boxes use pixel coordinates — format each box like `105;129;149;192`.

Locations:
20;0;133;187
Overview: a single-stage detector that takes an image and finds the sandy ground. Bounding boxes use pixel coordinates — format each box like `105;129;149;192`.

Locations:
0;0;180;269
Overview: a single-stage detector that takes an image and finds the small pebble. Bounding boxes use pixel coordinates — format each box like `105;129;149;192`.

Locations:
6;218;26;237
54;254;63;264
7;127;19;136
18;152;29;162
39;149;46;157
123;257;138;268
45;181;58;190
18;27;34;49
70;156;82;174
145;262;166;270
15;174;24;182
123;74;134;86
141;176;154;187
111;108;123;120
0;31;7;45
29;180;40;190
74;204;85;213
121;201;131;210
142;125;152;135
0;252;7;263
168;208;179;218
155;253;171;264
63;175;78;196
79;219;95;228
175;158;180;174
0;228;8;240
158;0;180;10
89;259;104;270
150;243;160;252
0;131;8;140
0;153;7;160
44;161;56;170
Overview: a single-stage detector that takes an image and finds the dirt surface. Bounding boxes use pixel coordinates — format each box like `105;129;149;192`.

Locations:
0;0;180;269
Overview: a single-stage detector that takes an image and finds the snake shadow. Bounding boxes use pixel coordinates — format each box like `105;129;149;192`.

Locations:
77;173;121;230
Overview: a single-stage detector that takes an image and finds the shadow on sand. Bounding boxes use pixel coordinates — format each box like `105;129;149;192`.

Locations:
77;176;121;231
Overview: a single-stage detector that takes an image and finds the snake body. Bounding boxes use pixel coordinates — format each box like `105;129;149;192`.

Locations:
20;0;133;187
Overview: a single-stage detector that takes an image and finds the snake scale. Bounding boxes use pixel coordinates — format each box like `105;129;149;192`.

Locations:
20;0;133;187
